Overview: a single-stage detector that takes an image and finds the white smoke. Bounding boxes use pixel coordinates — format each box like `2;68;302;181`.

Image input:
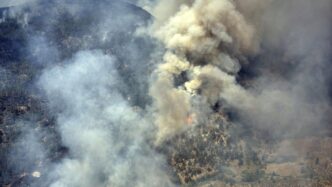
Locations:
38;51;173;187
148;0;258;143
3;0;331;186
224;0;332;136
148;0;332;142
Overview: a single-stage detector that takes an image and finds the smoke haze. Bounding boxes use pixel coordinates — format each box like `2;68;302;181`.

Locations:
1;0;331;186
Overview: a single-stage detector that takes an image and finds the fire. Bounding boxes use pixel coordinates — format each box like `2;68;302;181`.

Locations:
186;113;196;125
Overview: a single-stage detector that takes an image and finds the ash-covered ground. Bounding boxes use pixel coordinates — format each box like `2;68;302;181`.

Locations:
0;0;331;187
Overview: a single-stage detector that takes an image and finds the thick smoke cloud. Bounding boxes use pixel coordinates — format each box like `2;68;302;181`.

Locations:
147;0;332;143
3;0;331;186
39;51;172;187
148;0;258;143
227;0;332;137
3;0;173;186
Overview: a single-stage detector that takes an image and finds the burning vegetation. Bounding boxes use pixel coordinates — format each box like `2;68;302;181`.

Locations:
0;0;332;187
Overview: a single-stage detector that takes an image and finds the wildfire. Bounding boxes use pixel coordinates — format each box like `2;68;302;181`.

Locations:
186;113;197;125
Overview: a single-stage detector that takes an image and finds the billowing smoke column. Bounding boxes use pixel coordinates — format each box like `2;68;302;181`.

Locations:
2;0;331;186
149;0;332;142
149;0;258;143
39;51;173;187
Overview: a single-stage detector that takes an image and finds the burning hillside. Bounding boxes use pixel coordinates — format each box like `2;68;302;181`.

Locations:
0;0;331;186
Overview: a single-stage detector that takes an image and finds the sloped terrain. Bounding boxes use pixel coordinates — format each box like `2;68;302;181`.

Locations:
0;1;331;187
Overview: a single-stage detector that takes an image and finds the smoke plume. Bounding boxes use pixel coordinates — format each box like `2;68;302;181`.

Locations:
38;51;173;187
1;0;331;186
149;0;258;143
148;0;331;142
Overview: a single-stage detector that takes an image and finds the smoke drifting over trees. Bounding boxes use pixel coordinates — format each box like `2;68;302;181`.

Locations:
0;0;331;186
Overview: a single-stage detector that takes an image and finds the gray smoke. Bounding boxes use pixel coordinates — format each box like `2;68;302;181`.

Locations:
3;0;173;186
38;50;172;187
228;0;332;137
144;0;331;142
3;0;331;186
